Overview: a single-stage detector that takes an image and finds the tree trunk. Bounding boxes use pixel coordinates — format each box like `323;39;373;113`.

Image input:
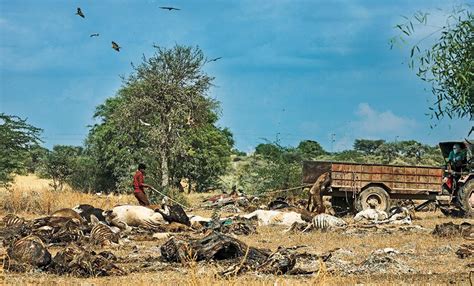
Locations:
187;178;192;193
160;148;169;188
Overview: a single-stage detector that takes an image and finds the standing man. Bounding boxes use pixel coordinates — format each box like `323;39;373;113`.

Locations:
133;163;150;206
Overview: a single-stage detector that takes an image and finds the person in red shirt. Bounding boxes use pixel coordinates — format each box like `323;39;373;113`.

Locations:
133;163;150;206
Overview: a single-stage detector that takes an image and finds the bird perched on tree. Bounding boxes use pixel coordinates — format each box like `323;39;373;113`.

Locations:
76;8;85;18
90;33;99;37
111;41;121;52
208;57;222;62
160;6;180;11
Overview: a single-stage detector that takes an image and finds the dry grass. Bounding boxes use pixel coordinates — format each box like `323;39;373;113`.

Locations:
0;175;136;215
1;175;473;285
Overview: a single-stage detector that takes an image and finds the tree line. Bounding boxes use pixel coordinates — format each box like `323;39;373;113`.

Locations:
1;6;471;195
1;107;444;195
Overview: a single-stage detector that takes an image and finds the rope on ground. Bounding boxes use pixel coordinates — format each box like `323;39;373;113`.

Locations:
148;186;188;209
255;184;314;197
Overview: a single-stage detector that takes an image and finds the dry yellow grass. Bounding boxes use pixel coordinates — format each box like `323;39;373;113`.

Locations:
1;175;473;285
0;175;136;215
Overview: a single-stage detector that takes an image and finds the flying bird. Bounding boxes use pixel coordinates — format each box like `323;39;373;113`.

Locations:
76;8;85;18
90;33;99;37
111;41;121;52
208;57;222;62
159;6;180;11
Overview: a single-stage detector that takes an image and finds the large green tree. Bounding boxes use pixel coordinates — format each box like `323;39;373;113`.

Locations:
86;45;232;193
0;113;42;187
116;45;215;188
392;7;473;131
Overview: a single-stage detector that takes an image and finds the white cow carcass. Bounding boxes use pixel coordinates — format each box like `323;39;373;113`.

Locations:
104;205;165;230
242;210;306;226
188;215;212;228
304;213;347;232
354;209;389;223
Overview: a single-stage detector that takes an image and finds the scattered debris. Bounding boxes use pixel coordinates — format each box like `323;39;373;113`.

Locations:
268;198;290;210
160;232;269;265
431;245;454;255
325;247;413;275
256;247;296;274
456;244;474;259
51;244;125;277
324;248;356;273
220;204;242;213
355;248;413;275
218;218;257;235
432;222;473;238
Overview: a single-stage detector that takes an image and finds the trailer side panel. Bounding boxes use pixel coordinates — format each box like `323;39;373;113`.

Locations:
303;161;443;195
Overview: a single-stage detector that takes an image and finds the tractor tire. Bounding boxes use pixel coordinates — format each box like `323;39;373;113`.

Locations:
355;186;390;213
458;179;474;218
331;196;354;216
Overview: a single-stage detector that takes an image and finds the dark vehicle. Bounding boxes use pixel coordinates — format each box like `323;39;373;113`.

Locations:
438;141;473;217
302;140;473;217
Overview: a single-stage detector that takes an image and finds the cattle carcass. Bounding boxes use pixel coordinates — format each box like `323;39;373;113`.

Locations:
51;244;125;277
73;204;106;223
51;208;86;224
90;215;120;246
31;216;85;244
154;204;191;226
386;207;413;225
354;209;389;223
303;213;347;232
2;213;26;228
242;210;306;226
7;235;51;269
104;205;165;230
188;215;212;228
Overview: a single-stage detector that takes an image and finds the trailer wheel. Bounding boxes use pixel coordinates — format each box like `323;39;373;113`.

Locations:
355;186;390;213
458;179;474;218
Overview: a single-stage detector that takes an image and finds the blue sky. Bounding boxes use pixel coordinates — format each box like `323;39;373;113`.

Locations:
0;0;471;152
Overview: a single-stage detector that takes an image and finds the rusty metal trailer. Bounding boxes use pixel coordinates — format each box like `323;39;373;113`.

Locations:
302;161;449;212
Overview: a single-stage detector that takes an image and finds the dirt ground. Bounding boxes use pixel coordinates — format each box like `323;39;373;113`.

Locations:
1;176;473;285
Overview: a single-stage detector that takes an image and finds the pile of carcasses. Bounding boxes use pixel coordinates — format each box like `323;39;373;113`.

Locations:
1;197;471;278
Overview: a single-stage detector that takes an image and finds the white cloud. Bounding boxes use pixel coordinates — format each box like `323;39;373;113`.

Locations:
351;103;417;136
328;104;418;151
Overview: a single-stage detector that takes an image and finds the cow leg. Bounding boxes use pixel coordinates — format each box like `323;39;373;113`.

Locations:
309;172;330;214
110;219;130;232
306;192;313;211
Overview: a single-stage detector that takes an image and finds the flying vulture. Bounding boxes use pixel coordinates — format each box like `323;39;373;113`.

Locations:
160;6;180;11
112;41;121;52
208;57;222;62
90;33;99;37
76;8;85;18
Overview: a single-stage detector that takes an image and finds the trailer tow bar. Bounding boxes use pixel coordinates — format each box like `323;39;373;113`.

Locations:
415;200;435;211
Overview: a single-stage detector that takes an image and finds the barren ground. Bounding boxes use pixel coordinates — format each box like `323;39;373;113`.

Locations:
1;175;473;285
